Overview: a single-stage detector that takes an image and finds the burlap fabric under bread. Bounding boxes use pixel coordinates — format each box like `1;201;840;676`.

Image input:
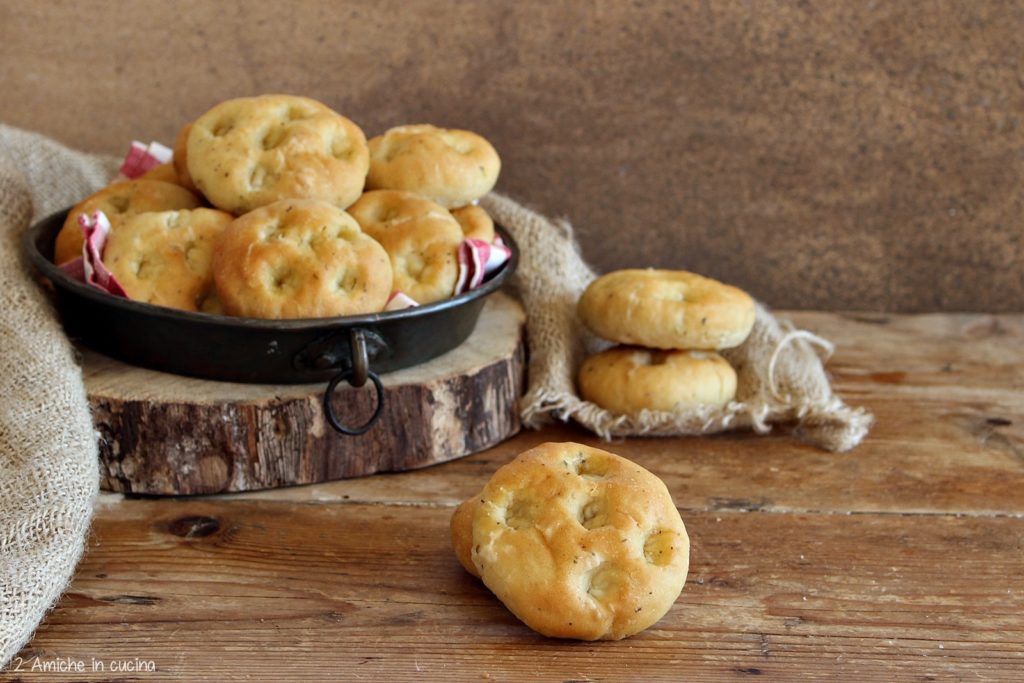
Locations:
479;194;872;452
0;124;869;667
0;125;117;667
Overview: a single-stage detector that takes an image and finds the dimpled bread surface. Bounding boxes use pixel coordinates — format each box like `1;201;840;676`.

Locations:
103;208;234;312
462;442;689;641
348;189;463;304
366;124;500;208
54;180;202;264
579;347;737;414
212;198;392;319
187;94;369;214
578;269;756;350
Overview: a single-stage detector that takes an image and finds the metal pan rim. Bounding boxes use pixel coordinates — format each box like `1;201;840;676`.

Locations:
23;207;519;331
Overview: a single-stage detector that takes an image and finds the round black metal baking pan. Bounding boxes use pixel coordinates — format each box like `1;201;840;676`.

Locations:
24;208;518;434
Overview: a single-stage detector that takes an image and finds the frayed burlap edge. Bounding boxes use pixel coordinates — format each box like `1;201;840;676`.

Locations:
480;193;872;453
0;125;115;668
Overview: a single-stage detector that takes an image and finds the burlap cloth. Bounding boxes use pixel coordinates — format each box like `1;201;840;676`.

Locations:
0;125;869;667
480;193;872;451
0;126;117;667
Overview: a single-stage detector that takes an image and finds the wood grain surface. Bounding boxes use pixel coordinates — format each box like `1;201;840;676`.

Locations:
3;310;1022;681
224;310;1024;517
2;1;1022;312
86;293;525;495
7;503;1023;682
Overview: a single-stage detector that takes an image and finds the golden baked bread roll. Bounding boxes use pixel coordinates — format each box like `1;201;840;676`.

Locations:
451;204;495;243
172;122;199;193
348;190;463;304
449;496;480;578
103;208;233;312
187;95;369;214
54;180;202;264
579;347;737;414
578;269;756;350
212;198;392;319
138;162;180;184
366;124;500;208
453;442;689;640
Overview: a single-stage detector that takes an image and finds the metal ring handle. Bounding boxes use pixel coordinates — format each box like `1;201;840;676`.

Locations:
349;328;369;388
322;369;384;436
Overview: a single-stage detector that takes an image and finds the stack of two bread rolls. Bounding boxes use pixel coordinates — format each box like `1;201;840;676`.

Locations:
576;269;757;415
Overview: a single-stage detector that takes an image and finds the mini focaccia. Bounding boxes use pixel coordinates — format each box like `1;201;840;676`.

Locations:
366;124;500;208
54;180;202;264
187;94;369;214
451;204;495;243
212;198;392;319
172;122;199;193
103;208;233;312
578;347;737;414
138;162;180;184
578;269;756;350
454;442;689;641
347;189;463;304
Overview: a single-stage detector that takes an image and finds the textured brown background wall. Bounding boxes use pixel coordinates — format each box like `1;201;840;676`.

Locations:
1;0;1021;311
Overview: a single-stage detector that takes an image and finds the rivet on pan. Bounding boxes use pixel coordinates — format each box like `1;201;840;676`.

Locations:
313;353;337;370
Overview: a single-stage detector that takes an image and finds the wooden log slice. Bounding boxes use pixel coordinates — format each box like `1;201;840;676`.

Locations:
85;293;526;495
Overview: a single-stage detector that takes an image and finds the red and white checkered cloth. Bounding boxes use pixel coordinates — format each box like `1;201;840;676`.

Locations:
115;140;173;181
454;235;512;295
383;291;419;311
58;211;128;297
57;140;171;295
385;236;513;310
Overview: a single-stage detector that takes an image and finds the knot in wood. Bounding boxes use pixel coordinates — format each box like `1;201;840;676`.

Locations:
166;515;221;538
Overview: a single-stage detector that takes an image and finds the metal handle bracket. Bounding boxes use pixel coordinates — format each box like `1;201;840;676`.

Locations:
321;328;384;436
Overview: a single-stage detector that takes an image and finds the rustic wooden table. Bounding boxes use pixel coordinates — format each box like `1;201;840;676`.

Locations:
4;311;1022;681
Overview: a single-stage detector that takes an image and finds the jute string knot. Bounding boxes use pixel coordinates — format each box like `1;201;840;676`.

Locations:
767;327;835;402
